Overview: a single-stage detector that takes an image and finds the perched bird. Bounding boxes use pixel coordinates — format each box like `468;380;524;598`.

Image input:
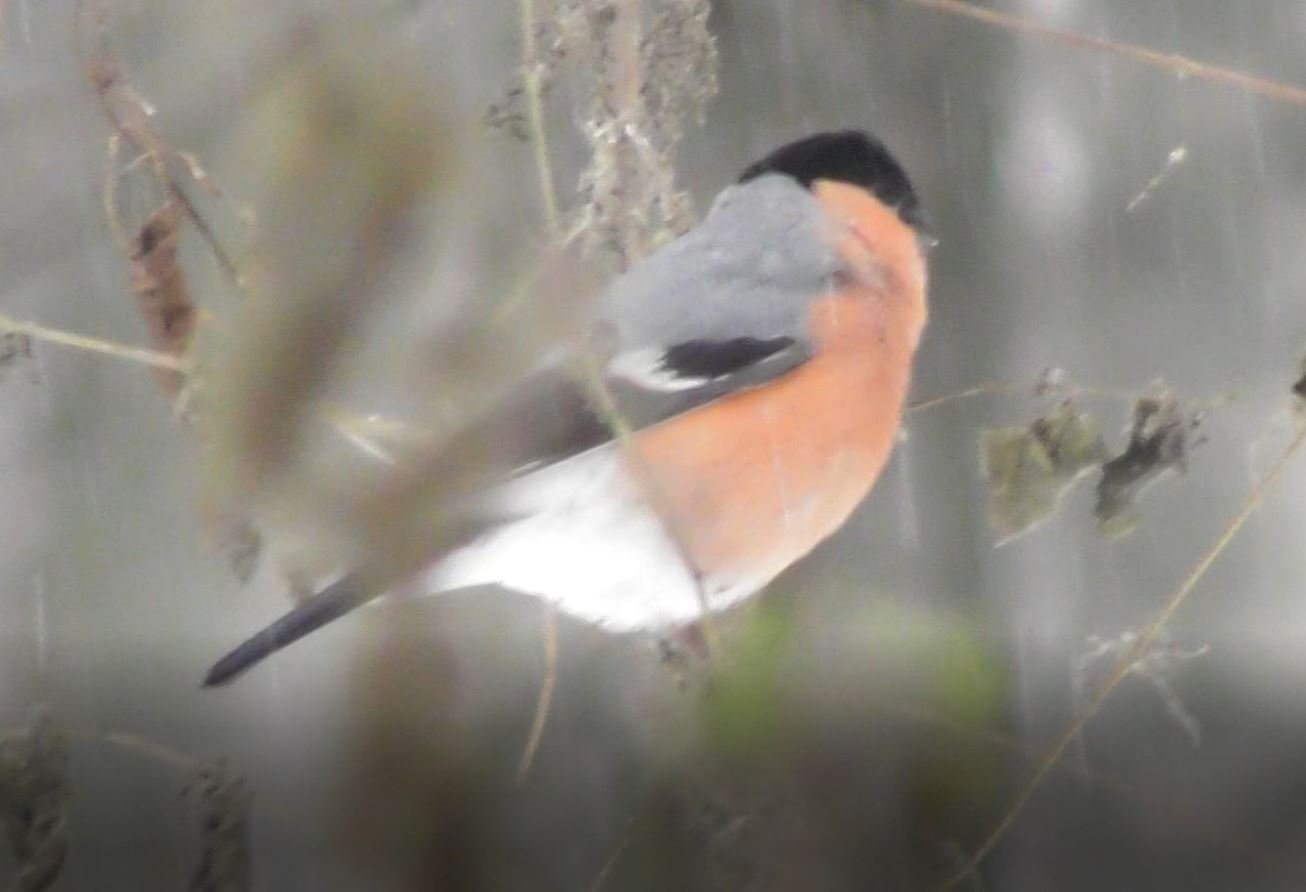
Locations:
203;129;930;687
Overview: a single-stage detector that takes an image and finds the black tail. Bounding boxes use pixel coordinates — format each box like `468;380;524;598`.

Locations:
202;574;377;687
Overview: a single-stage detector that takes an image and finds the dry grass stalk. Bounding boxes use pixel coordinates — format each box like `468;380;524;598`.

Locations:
904;0;1306;106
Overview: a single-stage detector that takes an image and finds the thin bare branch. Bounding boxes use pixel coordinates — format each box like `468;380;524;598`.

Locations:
909;379;1153;414
102;133;132;253
0;313;190;371
902;0;1306;106
908;381;1022;413
94;730;202;772
519;0;561;240
516;604;560;782
587;818;642;892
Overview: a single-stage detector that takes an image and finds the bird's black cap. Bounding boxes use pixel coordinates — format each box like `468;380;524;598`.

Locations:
739;130;924;230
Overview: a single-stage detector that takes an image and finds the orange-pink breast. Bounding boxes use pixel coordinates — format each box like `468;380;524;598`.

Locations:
628;179;927;590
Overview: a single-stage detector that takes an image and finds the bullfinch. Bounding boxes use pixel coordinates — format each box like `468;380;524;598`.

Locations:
203;129;929;686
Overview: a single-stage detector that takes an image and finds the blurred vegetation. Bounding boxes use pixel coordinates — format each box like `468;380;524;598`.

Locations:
0;715;68;892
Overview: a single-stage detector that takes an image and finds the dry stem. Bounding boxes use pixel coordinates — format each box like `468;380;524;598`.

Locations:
0;313;190;371
519;0;562;240
516;604;560;782
903;0;1306;106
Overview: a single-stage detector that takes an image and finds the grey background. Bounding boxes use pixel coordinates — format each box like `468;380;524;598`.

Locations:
3;0;1306;888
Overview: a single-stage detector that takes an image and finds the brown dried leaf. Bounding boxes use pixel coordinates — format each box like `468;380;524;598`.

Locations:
129;203;197;396
1095;395;1200;538
981;405;1108;541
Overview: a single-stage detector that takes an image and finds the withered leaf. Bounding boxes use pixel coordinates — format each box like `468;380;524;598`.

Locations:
981;405;1108;541
130;203;196;396
1095;395;1199;538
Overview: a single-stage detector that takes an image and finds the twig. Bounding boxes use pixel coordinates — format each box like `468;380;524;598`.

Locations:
908;381;1021;413
94;730;201;772
0;308;404;474
514;6;564;777
587;818;642;892
102;133;132;254
941;417;1306;888
164;181;244;291
908;379;1149;414
0;724;201;773
901;0;1306;106
519;0;561;240
516;604;560;782
0;313;190;371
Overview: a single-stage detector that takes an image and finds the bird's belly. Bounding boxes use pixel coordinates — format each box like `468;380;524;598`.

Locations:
424;447;753;631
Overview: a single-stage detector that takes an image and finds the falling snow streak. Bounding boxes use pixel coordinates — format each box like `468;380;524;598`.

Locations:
1126;144;1189;214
